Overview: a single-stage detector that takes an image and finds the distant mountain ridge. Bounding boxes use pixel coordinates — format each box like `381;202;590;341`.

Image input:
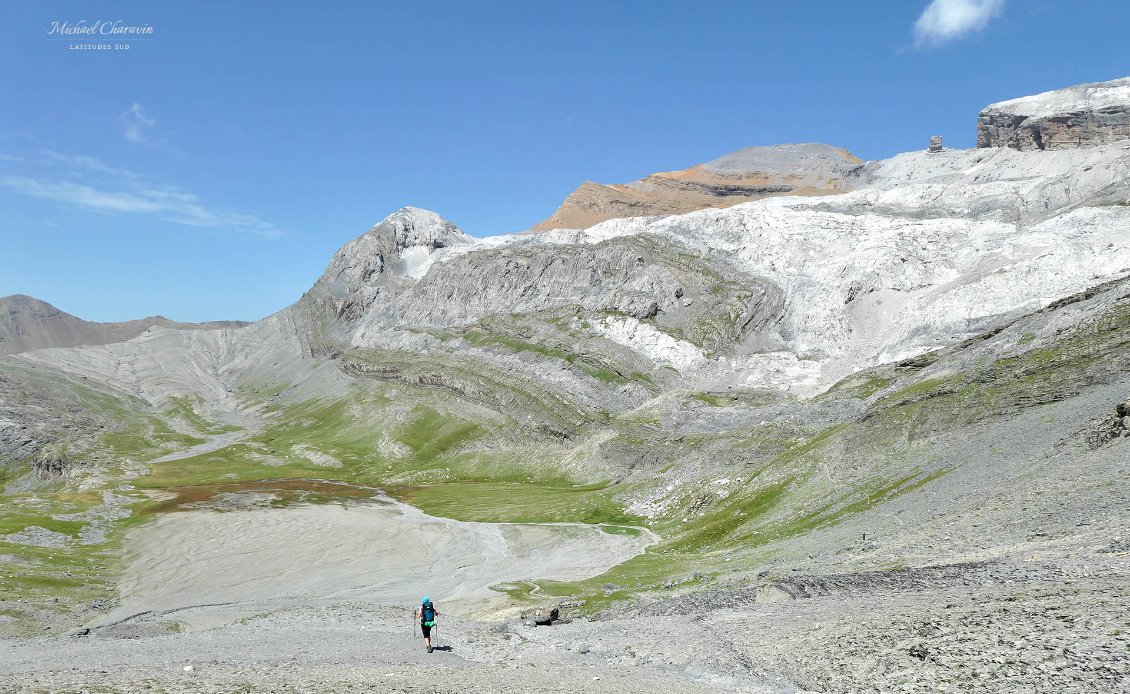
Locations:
532;143;866;231
0;294;249;355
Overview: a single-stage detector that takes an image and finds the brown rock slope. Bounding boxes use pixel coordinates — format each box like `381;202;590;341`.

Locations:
533;143;866;231
0;294;248;355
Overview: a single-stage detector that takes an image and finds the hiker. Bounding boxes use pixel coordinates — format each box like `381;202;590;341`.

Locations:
416;596;439;653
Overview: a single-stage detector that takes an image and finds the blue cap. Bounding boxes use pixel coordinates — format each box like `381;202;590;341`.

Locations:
422;596;431;604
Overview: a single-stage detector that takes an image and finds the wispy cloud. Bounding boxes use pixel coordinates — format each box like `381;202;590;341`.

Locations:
120;102;156;145
2;177;164;214
913;0;1005;48
42;150;139;179
0;150;282;238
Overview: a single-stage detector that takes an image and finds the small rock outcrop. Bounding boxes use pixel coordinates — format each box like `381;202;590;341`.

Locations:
1084;398;1130;449
928;136;943;153
33;442;71;479
977;77;1130;151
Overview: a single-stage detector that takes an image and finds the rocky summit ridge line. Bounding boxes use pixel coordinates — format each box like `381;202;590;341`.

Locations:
532;143;866;231
1;77;1129;693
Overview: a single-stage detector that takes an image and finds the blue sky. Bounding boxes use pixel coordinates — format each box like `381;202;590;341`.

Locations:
2;0;1128;322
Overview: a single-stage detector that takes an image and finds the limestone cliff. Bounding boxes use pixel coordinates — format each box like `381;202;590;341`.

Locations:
977;76;1130;150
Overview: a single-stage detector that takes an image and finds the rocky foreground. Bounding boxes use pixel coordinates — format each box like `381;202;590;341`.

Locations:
3;551;1126;693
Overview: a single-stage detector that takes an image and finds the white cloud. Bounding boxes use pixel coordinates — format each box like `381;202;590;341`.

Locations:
120;102;156;144
913;0;1005;48
0;152;283;238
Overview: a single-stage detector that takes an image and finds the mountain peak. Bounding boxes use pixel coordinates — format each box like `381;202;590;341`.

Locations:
0;294;63;311
369;207;471;251
700;143;863;176
304;208;473;319
532;142;865;231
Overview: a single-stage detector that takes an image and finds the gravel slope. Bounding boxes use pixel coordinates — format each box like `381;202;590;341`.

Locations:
0;604;796;693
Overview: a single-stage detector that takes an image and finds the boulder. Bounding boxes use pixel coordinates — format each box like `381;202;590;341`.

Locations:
519;606;560;626
534;608;559;626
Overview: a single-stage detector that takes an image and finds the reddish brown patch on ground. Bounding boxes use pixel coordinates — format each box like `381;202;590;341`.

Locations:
142;479;380;515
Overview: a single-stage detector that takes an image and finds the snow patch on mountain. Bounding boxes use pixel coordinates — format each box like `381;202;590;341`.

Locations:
719;352;824;392
392;245;436;279
588;316;705;370
986;77;1130;119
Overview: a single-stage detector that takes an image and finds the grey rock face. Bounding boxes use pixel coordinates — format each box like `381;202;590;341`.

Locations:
977;77;1130;150
405;243;681;323
351;234;785;358
928;136;943;153
387;245;648;324
978;107;1130;150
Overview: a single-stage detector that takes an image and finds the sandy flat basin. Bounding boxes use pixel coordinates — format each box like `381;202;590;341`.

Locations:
102;492;653;629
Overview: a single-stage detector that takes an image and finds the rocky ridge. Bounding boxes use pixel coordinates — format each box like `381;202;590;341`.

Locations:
0;294;248;356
